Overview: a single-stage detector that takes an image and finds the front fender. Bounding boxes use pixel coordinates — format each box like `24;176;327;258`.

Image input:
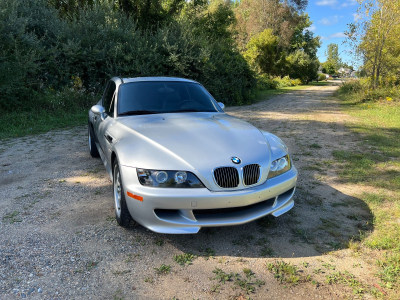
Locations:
261;131;289;160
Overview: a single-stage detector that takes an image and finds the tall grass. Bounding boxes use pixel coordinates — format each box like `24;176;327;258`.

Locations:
336;80;400;290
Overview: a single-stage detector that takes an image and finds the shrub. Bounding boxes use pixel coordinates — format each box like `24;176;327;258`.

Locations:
338;79;400;103
318;74;327;81
257;75;302;90
0;0;256;115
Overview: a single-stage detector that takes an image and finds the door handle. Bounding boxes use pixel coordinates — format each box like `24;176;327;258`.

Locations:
105;134;113;144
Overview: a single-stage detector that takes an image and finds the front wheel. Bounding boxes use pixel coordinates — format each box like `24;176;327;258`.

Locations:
113;160;135;228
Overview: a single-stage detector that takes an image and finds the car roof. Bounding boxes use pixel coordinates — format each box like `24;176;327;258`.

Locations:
121;77;199;84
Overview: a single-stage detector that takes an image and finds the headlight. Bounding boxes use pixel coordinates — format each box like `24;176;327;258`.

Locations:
137;169;205;188
268;155;291;179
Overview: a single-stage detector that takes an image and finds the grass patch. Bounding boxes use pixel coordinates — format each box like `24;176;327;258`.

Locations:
211;268;234;284
267;261;302;285
201;247;215;260
310;143;322;149
260;246;274;257
144;276;154;283
232;234;254;247
255;85;310;102
210;268;265;295
154;238;164;246
377;252;400;288
173;253;196;266
86;261;99;271
0;109;88;140
2;211;22;224
325;271;367;296
154;264;171;275
291;227;314;243
337;82;400;289
308;81;330;86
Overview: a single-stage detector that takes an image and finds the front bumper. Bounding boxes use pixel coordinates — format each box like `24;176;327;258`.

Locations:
120;165;298;234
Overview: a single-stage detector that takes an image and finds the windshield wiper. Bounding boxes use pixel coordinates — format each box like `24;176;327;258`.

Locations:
118;110;160;116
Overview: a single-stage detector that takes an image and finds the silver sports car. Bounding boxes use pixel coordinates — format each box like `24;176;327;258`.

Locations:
88;77;297;234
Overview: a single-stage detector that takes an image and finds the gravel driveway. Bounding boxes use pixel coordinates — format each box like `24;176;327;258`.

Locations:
0;84;376;299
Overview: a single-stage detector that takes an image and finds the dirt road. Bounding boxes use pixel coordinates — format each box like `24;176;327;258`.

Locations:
0;84;377;299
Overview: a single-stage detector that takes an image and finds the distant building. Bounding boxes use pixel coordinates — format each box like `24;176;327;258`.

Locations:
338;67;353;77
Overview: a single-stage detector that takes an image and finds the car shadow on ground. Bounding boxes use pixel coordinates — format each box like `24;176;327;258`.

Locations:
129;181;373;259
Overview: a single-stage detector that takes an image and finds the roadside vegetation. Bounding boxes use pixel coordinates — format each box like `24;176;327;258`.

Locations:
337;2;400;290
336;79;400;292
0;0;321;139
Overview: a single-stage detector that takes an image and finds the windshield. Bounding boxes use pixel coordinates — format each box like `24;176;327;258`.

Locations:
117;81;222;116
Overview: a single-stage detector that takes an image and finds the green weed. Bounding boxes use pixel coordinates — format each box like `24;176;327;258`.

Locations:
211;268;234;284
154;264;171;274
154;238;164;246
86;261;99;271
173;253;196;266
267;261;301;285
2;211;22;224
325;271;366;296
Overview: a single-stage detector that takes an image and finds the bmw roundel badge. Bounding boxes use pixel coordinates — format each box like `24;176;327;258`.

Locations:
231;157;241;164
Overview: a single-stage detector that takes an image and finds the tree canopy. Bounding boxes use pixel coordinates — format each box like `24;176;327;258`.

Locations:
345;0;400;87
0;0;323;113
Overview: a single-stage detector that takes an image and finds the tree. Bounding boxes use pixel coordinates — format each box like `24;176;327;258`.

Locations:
181;0;236;43
48;0;186;29
287;50;319;83
242;12;321;81
325;43;342;72
243;29;287;76
345;0;400;87
234;0;308;50
290;14;320;60
321;61;336;74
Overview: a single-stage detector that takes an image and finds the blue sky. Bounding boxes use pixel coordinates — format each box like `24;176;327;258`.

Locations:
306;0;359;65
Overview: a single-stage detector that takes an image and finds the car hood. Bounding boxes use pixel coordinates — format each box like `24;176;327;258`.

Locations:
114;112;273;191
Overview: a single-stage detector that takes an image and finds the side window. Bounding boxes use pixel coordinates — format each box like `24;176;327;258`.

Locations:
103;81;116;117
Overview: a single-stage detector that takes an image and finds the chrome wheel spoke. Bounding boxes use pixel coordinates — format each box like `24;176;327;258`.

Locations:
114;169;122;218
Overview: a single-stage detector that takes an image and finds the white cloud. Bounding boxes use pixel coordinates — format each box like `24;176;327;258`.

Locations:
320;32;347;41
316;0;338;5
330;32;346;38
318;15;343;25
342;0;358;7
306;25;317;31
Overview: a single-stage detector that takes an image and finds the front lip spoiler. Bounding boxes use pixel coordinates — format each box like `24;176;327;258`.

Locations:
153;187;295;227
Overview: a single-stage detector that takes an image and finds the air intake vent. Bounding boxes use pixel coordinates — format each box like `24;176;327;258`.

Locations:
243;164;261;186
214;167;239;188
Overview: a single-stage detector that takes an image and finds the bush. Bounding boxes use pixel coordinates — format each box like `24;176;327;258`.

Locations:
318;74;327;81
257;75;302;90
0;0;256;115
338;79;400;103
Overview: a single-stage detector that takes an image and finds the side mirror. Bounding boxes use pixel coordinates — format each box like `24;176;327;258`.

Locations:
91;105;106;121
218;102;225;109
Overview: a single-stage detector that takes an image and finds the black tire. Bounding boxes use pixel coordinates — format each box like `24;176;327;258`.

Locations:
113;159;135;228
88;122;100;158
